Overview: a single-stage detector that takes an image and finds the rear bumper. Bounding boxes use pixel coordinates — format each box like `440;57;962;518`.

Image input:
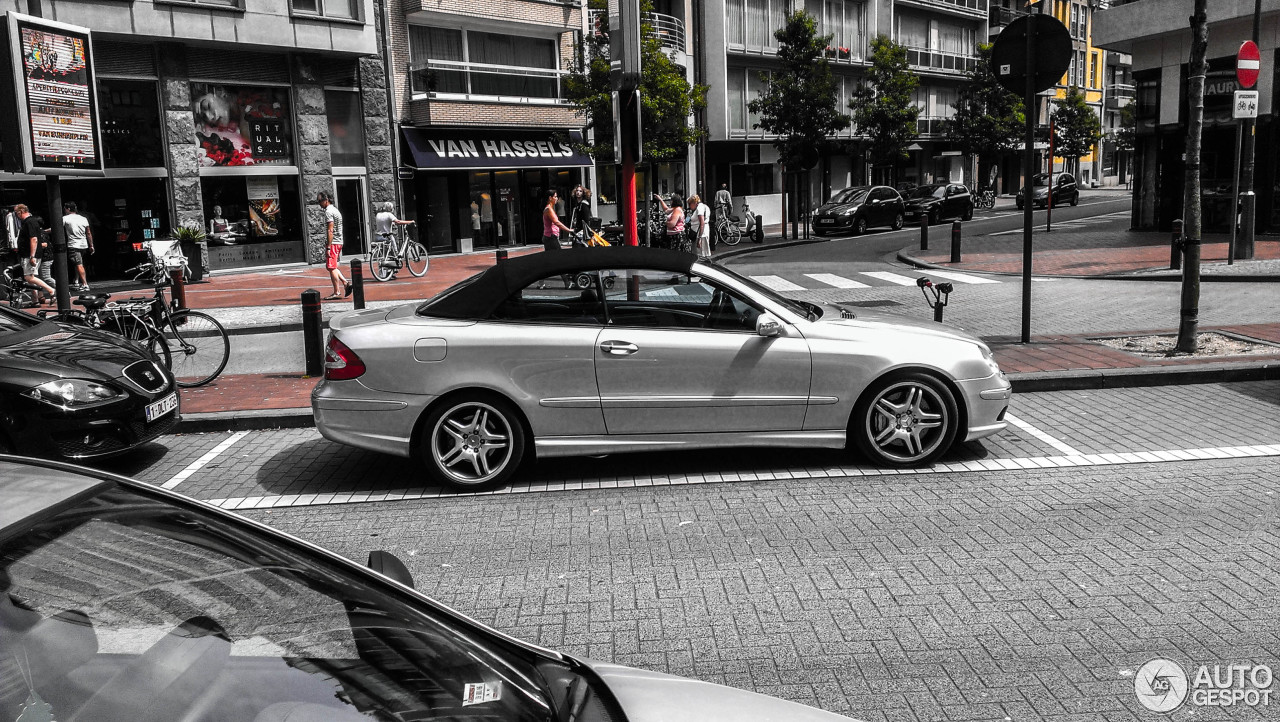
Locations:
311;378;430;458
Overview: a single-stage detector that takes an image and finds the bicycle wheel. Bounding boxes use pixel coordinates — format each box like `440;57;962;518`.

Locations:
406;242;429;277
162;310;230;388
369;243;395;282
720;223;743;246
103;314;171;367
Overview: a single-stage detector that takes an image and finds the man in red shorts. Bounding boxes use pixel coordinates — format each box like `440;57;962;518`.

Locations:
318;191;351;300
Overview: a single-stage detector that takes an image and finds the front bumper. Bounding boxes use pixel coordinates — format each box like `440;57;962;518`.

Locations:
312;378;431;458
10;387;181;459
813;216;854;231
956;372;1012;442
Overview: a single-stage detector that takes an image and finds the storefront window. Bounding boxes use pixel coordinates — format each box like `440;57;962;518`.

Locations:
191;83;294;167
199;176;304;269
98;79;163;168
326;89;366;168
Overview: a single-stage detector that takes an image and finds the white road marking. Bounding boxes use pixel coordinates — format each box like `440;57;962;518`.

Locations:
860;271;920;286
162;431;249;490
750;275;807;292
921;269;1001;285
1004;413;1082;456
202;443;1280;510
804;273;869;289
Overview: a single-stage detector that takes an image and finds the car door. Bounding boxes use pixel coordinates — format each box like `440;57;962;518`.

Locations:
948;184;968;217
865;188;886;226
593;268;812;435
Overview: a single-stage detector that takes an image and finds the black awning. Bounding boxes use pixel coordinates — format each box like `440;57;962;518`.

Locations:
401;128;593;170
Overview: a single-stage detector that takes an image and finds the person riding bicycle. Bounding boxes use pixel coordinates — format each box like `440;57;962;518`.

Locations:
375;201;415;242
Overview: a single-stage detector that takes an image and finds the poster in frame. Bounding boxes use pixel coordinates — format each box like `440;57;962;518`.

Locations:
2;12;104;176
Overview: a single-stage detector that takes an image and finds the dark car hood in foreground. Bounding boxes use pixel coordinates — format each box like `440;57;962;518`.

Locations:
585;661;860;722
0;321;151;381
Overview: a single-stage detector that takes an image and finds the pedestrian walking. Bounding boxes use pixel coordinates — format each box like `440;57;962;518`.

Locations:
62;202;94;291
569;185;595;236
13;205;55;304
688;194;712;258
542;189;572;252
317;191;351;300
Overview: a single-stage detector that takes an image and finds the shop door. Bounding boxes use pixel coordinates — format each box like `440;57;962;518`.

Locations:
522;170;546;244
423;176;455;253
493;171;521;247
335;178;367;255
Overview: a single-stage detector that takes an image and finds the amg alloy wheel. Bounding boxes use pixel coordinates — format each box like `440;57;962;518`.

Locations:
852;372;958;466
422;397;525;490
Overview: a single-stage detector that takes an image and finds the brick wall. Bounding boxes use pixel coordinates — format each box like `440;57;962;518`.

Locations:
410;99;582;128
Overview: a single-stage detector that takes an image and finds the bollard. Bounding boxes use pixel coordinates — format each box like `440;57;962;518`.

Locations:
349;258;365;310
919;216;929;250
934;282;952;323
1170;219;1183;271
950;221;962;263
302;289;324;378
496;249;508;263
170;269;187;311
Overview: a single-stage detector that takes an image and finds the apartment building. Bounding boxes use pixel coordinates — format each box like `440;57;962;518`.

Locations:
0;0;393;274
1095;0;1278;232
1101;47;1133;187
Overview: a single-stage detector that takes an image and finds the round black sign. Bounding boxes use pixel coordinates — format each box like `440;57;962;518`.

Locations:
991;14;1073;95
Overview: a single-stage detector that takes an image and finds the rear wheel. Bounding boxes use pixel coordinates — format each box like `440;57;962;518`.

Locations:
406;242;429;277
162;310;230;388
962;204;973;221
369;243;395;282
851;372;958;467
420;395;526;491
720;223;742;246
1070;191;1080;206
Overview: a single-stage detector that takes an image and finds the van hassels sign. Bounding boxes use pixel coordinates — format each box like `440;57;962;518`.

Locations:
426;138;577;161
400;129;593;170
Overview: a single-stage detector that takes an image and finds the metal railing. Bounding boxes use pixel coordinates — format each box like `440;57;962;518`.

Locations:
903;45;978;75
587;9;686;53
901;0;987;14
1107;83;1136;98
409;59;570;104
988;5;1025;27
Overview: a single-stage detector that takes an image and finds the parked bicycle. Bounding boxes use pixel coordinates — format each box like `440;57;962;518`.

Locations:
975;188;997;210
714;202;757;246
368;223;429;282
0;264;41;309
38;263;230;387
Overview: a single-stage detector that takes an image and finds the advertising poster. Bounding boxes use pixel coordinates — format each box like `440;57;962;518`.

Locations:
3;14;103;174
246;176;281;238
192;83;292;167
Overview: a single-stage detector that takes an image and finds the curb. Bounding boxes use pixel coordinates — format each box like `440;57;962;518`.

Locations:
177;408;316;433
712;235;827;262
898;250;1280;283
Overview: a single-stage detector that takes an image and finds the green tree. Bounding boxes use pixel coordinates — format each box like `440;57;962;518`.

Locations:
748;10;850;236
1051;86;1102;177
848;34;919;184
943;43;1025;191
565;0;707;163
1115;101;1136;153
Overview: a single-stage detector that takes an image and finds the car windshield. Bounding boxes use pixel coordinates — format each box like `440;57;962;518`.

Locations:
713;265;818;321
1033;174;1052;187
908;185;947;200
828;187;869;204
0;482;553;721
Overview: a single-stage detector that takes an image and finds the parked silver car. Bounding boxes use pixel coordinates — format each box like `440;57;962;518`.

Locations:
0;457;859;721
313;247;1011;490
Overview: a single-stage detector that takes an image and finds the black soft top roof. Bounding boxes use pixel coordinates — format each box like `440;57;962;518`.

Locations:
419;246;699;319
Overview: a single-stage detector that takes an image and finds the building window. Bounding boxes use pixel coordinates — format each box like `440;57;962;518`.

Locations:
727;68;770;133
326;90;366;168
98;79;164;168
912;85;957;135
409;25;562;102
822;1;866;60
727;0;787;50
1089;52;1098;89
896;13;977;73
291;0;359;20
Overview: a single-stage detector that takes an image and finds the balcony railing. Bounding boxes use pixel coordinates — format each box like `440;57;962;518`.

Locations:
410;60;570;104
988;5;1026;28
588;9;686;53
900;0;987;15
1107;83;1136;98
903;45;978;75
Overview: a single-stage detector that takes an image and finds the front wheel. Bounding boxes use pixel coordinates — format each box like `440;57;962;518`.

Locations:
163;310;230;388
962;204;973;221
853;216;868;235
369;243;395;282
420;396;526;491
406;242;429;277
1070;192;1080;206
720;223;742;246
851;372;958;467
891;212;904;231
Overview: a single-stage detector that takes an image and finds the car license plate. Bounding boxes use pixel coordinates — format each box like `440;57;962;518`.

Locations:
819;218;835;224
145;393;178;423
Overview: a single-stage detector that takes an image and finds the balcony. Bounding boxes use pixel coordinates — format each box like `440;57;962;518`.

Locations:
1106;82;1135;109
903;45;978;75
896;0;987;20
988;5;1026;29
588;9;686;54
410;59;571;105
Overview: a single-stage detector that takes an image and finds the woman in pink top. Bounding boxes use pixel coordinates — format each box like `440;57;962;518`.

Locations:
542;189;572;252
653;193;686;249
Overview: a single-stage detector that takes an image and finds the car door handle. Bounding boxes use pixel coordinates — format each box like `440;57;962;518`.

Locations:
600;341;638;355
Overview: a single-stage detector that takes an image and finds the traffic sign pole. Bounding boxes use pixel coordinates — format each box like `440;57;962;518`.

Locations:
1021;13;1037;344
1230;119;1242;265
1237;39;1260;259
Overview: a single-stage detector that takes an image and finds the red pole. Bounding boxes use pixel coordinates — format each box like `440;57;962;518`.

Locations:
622;144;638;246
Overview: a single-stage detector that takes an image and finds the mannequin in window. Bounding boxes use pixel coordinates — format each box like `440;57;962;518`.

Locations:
208;205;238;245
479;192;494;245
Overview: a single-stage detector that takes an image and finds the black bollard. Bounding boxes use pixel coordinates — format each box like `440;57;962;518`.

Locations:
919;216;929;251
349;258;365;310
1170;219;1183;271
950;221;962;263
496;249;508;263
302;289;323;378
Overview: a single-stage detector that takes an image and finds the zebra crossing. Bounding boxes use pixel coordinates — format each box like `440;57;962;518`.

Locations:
749;268;1004;292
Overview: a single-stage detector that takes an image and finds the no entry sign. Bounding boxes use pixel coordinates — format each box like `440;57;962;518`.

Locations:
1238;40;1260;89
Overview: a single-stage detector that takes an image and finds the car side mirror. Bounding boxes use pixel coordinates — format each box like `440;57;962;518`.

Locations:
756;313;782;337
368;550;415;589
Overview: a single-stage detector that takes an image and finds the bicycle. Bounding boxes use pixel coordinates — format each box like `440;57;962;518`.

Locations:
714;202;756;246
368;223;428;282
975;188;996;210
0;263;42;309
39;263;230;387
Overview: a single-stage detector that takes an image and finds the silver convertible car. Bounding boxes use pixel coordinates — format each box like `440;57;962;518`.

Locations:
313;247;1011;490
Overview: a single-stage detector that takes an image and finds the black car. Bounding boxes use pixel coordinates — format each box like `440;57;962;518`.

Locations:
812;185;906;235
0;307;178;458
1016;172;1080;209
902;183;975;225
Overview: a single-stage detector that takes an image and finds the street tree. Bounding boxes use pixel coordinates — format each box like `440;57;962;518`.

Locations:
565;0;707;165
748;10;851;238
848;34;919;185
1177;0;1208;353
1115;101;1136;155
1050;86;1102;177
943;43;1024;192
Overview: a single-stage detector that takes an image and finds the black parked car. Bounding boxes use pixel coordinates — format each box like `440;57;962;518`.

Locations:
902;183;974;225
1016;172;1080;209
812;185;905;235
0;307;178;458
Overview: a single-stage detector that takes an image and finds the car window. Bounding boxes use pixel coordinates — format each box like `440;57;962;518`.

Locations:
600;269;762;332
949;185;967;196
909;185;945;199
489;273;605;325
0;486;550;722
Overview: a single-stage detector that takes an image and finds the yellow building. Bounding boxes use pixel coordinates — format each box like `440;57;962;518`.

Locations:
1047;0;1105;185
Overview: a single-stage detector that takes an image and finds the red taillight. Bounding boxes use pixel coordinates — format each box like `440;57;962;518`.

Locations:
324;335;366;380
